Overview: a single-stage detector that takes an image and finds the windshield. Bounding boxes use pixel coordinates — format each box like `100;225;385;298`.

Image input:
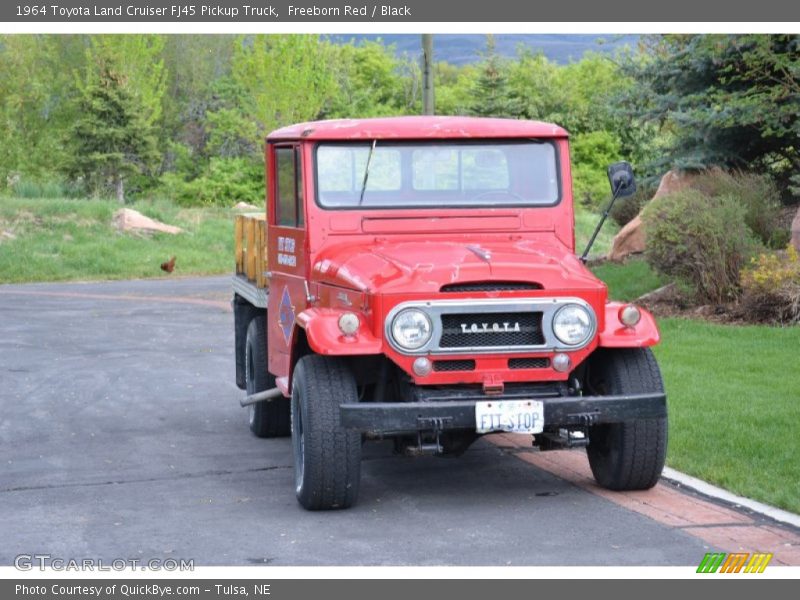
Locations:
315;140;560;209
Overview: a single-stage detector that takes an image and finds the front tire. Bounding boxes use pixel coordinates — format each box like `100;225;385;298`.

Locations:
245;316;290;438
291;355;362;510
585;348;668;491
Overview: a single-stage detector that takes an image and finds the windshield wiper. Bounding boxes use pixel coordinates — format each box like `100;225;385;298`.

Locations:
357;139;377;206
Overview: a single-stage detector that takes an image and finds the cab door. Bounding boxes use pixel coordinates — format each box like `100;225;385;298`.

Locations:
266;143;307;386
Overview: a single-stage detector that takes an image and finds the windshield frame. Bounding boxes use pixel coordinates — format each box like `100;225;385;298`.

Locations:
312;138;562;211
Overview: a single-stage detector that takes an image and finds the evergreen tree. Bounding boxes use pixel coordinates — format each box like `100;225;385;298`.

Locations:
67;60;160;203
468;36;523;118
624;34;800;196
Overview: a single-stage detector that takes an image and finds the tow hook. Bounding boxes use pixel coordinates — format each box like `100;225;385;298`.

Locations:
482;376;504;396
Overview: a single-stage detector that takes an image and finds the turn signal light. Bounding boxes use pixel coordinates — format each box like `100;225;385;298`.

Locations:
619;304;641;328
338;312;360;336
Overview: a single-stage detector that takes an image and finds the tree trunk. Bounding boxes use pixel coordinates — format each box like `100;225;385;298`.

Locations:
115;176;124;204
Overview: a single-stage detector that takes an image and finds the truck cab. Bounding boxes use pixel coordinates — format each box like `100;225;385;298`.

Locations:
233;116;667;511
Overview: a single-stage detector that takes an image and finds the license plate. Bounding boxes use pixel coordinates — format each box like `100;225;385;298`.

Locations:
475;399;544;434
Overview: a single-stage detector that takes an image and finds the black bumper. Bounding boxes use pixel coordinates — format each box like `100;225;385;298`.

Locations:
340;393;666;434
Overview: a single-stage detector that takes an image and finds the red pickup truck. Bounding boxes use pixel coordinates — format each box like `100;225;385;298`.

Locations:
232;116;666;510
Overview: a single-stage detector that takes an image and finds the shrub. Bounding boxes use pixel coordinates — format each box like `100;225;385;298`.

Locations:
609;186;650;228
642;189;759;303
740;245;800;324
691;170;783;247
11;178;84;199
570;130;621;209
158;157;263;207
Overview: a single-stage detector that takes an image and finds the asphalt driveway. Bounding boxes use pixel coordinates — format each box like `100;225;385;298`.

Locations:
0;276;792;566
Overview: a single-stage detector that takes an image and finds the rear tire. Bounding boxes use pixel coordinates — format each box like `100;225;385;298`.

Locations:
245;316;290;438
585;348;667;491
291;355;362;510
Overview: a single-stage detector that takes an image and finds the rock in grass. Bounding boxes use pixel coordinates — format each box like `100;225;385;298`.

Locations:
607;169;711;262
113;208;183;235
636;282;678;304
233;201;260;211
608;215;646;262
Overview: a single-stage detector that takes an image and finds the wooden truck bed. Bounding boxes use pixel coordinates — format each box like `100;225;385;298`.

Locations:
233;212;268;308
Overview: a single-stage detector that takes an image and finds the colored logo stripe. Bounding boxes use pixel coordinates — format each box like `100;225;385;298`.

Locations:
697;552;772;573
697;553;726;573
720;553;749;573
744;553;773;573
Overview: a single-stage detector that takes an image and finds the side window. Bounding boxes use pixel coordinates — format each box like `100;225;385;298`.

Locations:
275;146;303;227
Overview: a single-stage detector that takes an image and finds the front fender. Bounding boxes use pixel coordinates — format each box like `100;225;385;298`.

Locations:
296;308;383;356
597;302;660;348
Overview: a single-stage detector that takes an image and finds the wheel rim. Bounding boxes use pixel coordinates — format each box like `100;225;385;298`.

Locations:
291;391;305;494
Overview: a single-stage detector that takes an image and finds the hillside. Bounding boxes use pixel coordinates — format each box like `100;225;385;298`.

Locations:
329;34;639;64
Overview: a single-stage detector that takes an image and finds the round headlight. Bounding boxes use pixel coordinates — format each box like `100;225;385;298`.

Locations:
552;304;593;346
391;309;432;350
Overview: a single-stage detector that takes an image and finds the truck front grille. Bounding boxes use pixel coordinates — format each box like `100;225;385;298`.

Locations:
432;359;476;372
439;312;545;348
508;357;550;369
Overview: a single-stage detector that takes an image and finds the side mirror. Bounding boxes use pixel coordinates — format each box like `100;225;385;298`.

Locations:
607;161;637;198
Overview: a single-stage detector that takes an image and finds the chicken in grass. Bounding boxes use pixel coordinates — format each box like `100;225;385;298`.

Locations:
160;256;176;273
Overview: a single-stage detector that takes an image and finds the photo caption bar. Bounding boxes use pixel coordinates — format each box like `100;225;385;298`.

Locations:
2;0;800;22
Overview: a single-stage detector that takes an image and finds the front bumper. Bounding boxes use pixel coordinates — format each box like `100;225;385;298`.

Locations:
340;392;666;434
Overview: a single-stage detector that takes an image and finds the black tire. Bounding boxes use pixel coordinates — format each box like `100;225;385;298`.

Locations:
291;355;362;510
585;348;668;491
234;296;261;390
245;316;290;438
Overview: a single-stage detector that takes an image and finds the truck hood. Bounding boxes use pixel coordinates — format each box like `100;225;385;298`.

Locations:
311;238;605;295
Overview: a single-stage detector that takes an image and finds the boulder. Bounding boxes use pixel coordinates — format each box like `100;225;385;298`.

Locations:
608;215;646;261
234;201;261;211
651;169;695;200
113;208;183;235
636;282;677;304
607;168;705;262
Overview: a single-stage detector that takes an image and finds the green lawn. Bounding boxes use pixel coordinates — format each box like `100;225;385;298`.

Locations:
574;207;617;258
591;259;799;514
0;196;233;283
655;318;800;514
592;258;666;302
0;198;615;283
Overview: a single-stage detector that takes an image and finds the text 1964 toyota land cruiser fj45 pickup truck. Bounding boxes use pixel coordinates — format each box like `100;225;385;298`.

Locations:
232;116;667;510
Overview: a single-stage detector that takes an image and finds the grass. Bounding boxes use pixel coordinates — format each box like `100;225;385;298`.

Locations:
0;196;233;283
574;206;618;258
592;258;666;301
654;318;800;514
590;258;800;514
0;198;616;284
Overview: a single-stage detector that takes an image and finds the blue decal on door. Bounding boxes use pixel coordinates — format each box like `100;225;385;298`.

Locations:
278;285;295;345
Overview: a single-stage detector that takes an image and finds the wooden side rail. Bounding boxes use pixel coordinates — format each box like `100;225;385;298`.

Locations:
234;213;267;287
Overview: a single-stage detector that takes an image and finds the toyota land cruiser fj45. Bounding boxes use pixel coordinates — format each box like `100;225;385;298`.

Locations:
232;116;667;510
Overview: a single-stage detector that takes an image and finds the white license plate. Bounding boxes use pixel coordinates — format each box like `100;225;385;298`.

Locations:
475;399;544;434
